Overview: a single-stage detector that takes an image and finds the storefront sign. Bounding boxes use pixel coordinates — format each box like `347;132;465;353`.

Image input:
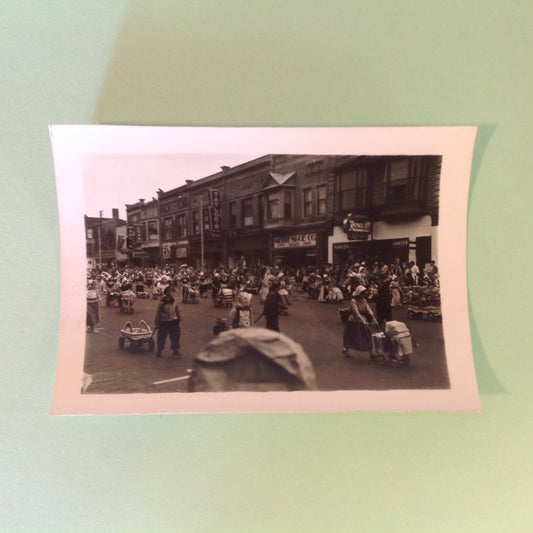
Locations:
342;213;371;241
132;251;150;258
273;233;316;249
392;239;409;247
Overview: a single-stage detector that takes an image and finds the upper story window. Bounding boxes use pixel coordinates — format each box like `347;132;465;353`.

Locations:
192;210;200;235
317;185;327;215
86;228;94;240
242;198;253;226
147;220;158;241
303;188;313;217
162;217;173;240
284;191;292;219
176;214;187;238
266;194;279;221
229;201;237;228
306;160;324;174
336;168;370;211
386;157;426;202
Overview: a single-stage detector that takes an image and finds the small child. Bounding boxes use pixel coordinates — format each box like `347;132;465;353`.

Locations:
227;292;254;329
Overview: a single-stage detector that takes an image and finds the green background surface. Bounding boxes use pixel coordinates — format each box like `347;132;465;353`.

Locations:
1;1;531;531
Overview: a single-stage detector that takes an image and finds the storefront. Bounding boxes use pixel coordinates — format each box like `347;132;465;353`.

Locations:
227;233;269;268
162;239;189;267
328;215;437;267
270;230;327;267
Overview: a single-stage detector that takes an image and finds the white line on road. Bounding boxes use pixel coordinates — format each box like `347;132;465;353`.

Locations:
153;375;190;385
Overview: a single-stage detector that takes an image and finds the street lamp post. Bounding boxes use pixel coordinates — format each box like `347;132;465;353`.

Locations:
200;195;205;272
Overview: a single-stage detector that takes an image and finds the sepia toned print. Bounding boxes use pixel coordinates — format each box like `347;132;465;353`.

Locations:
50;126;480;413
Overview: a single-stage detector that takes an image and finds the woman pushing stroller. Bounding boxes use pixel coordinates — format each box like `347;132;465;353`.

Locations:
342;285;379;359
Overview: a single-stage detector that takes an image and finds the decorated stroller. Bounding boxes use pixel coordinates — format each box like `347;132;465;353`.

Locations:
406;286;442;320
371;320;414;367
214;286;234;308
118;320;156;352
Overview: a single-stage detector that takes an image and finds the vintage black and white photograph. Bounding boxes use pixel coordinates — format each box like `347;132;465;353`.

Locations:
50;126;479;413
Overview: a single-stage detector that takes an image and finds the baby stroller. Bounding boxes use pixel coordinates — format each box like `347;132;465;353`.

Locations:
371;320;413;367
182;283;200;304
214;287;234;308
118;320;156;352
136;282;148;299
120;290;135;314
213;317;228;335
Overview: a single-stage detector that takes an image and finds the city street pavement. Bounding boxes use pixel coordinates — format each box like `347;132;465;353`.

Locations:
84;291;449;394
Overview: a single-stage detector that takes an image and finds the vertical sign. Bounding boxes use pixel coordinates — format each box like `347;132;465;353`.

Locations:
209;189;221;234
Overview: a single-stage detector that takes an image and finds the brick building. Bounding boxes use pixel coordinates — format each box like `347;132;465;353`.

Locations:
328;155;441;268
84;209;127;270
125;198;160;267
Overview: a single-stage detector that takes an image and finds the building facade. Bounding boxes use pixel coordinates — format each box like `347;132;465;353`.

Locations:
328;155;441;268
84;209;127;270
125;199;161;267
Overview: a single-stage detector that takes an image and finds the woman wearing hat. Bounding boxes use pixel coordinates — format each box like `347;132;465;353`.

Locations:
86;279;102;332
342;285;378;359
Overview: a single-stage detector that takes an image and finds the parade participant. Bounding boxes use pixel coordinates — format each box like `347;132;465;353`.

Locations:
342;285;378;359
390;274;402;308
262;280;285;332
154;285;182;358
86;280;102;332
410;261;420;285
227;291;254;329
375;264;393;327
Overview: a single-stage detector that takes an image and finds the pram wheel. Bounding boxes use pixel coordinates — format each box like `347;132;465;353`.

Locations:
377;355;387;365
118;337;125;350
389;356;399;368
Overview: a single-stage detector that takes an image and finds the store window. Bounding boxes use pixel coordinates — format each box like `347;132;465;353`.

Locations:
303;188;313;217
317;185;327;215
176;214;187;237
162;217;173;240
147;220;158;241
242;198;254;226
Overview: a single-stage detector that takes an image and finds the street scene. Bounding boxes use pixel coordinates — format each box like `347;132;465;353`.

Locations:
84;276;448;394
83;153;448;393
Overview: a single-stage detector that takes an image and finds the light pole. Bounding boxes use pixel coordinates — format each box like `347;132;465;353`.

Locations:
200;195;205;272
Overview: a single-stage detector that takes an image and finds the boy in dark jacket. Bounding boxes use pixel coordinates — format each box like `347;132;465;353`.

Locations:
154;286;182;358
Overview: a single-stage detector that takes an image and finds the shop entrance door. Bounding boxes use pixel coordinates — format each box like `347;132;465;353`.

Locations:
416;236;431;269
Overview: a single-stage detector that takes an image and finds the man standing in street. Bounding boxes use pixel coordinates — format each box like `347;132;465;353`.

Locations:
154;285;182;358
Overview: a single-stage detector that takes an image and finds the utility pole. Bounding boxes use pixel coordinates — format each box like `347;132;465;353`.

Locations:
98;210;103;270
200;195;205;272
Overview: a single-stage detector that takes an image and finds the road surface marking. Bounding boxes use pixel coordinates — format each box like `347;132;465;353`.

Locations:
153;375;190;385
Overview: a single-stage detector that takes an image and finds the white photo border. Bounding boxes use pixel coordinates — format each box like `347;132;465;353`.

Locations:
49;126;480;414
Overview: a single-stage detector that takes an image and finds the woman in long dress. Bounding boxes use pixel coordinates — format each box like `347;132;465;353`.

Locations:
342;286;377;359
86;280;102;332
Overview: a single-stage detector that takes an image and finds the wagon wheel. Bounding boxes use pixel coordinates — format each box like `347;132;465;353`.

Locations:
427;312;435;321
148;338;155;351
118;337;125;350
407;310;415;319
390;356;399;368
